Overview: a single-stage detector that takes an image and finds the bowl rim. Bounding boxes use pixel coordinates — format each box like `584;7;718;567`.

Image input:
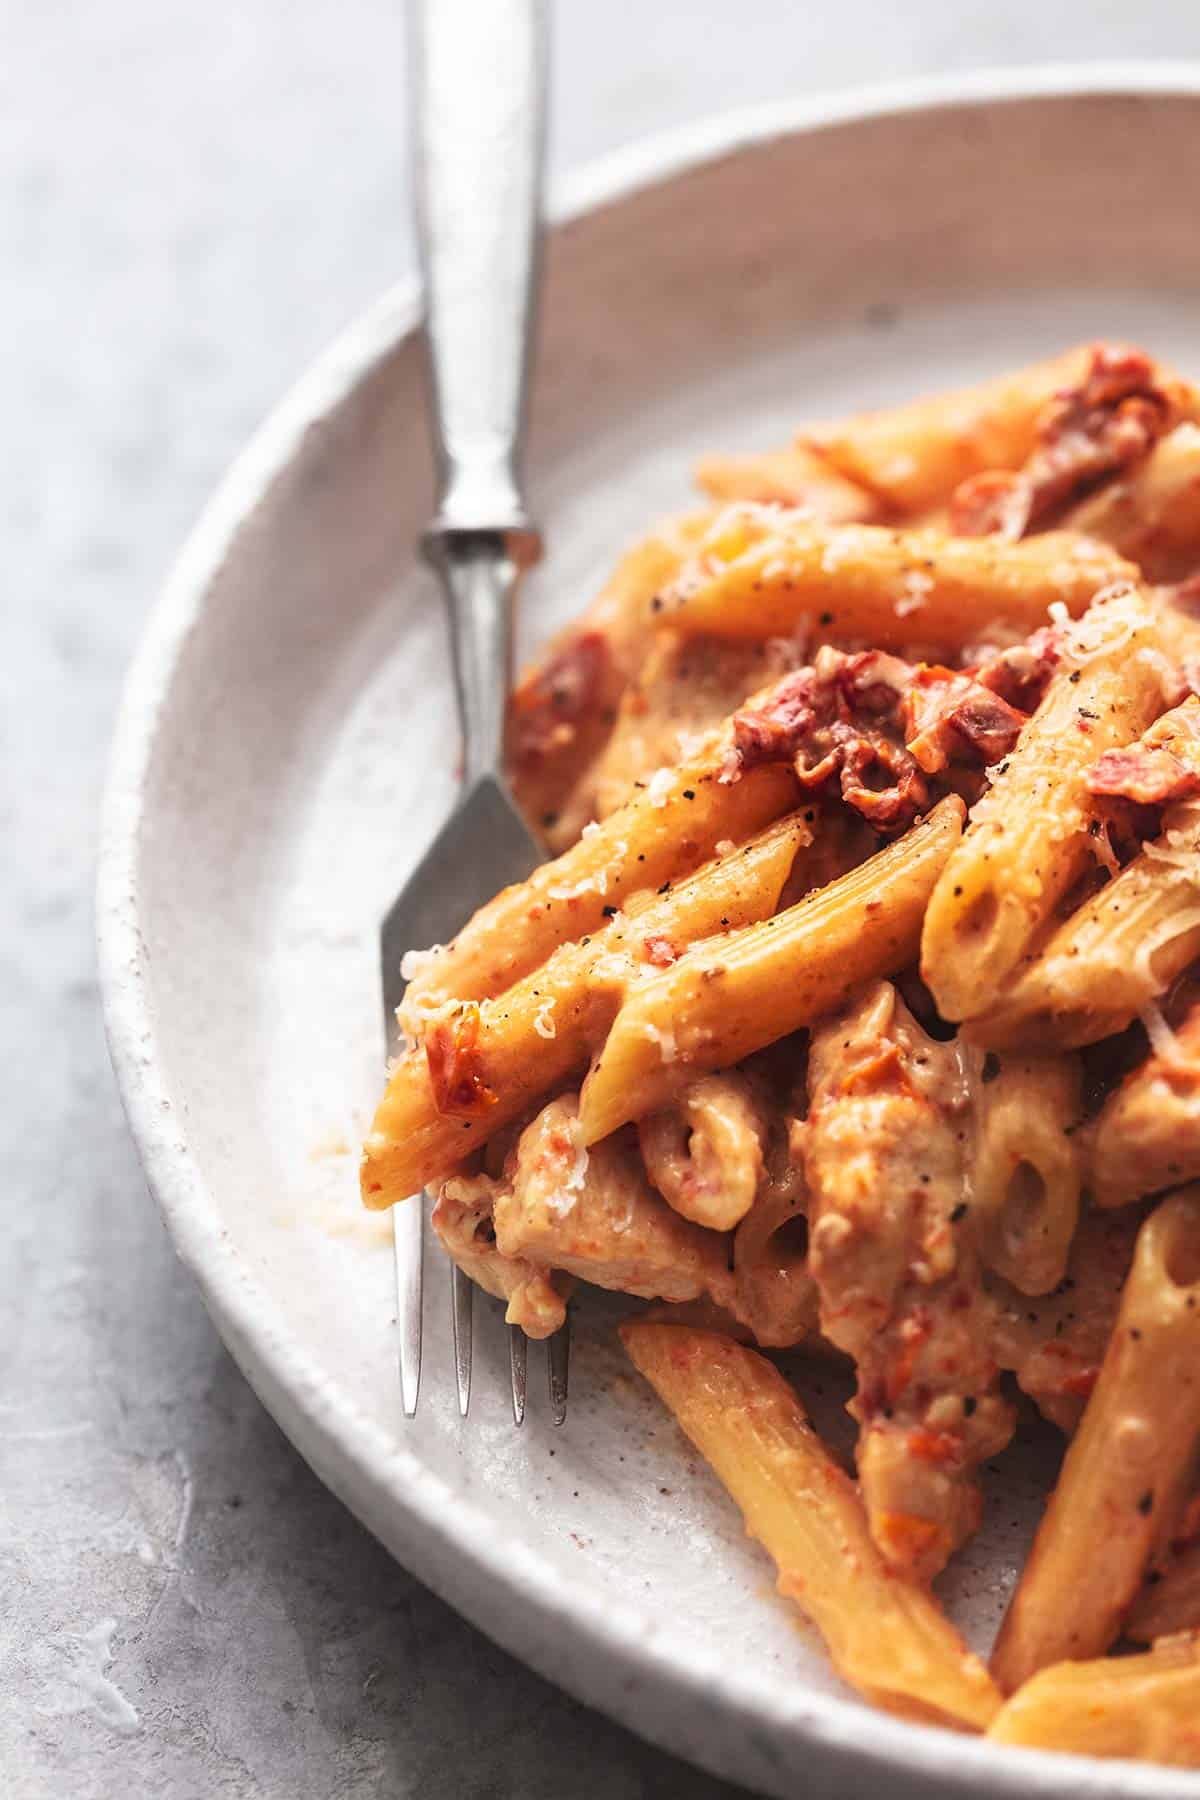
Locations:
98;63;1200;1797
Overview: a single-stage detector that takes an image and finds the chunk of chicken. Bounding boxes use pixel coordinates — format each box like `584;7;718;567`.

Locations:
494;1095;733;1307
431;1175;570;1339
806;981;1014;1582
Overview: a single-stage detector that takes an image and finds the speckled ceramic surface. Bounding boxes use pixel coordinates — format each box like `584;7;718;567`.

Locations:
99;73;1200;1799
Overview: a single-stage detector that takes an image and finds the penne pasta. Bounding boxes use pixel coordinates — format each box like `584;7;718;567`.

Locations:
581;632;795;827
401;752;797;1027
638;1071;768;1231
1064;421;1200;584
361;814;807;1204
693;444;880;520
967;809;1200;1049
360;343;1200;1766
508;511;717;842
921;583;1168;1023
968;1053;1082;1295
577;796;964;1144
987;1632;1200;1764
949;345;1197;539
799;348;1093;513
621;1324;1001;1730
1128;1540;1200;1644
966;698;1200;1050
655;509;1133;652
991;1190;1200;1693
1087;1000;1200;1209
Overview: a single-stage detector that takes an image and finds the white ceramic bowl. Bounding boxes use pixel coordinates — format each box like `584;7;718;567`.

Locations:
100;68;1200;1799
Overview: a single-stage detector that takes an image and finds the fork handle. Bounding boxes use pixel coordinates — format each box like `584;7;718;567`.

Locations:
409;0;547;555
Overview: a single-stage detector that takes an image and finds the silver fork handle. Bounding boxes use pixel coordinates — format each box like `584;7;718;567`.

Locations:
409;0;547;548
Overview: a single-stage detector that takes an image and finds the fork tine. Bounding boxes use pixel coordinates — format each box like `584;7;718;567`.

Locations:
451;1263;474;1416
508;1325;528;1425
548;1319;570;1426
393;1198;424;1417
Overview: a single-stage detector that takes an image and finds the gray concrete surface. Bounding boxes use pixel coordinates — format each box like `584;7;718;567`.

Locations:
6;5;1200;1796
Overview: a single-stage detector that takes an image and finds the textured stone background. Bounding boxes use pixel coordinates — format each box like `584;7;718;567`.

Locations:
6;7;1200;1796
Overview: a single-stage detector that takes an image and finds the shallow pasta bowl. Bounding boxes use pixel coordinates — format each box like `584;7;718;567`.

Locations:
99;67;1200;1800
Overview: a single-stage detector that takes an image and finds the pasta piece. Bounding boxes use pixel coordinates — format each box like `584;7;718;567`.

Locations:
806;983;1014;1581
401;752;797;1028
493;1097;733;1307
621;1324;1001;1730
361;814;807;1204
1129;1540;1200;1643
638;1071;768;1231
1066;421;1200;582
693;444;879;520
969;810;1200;1048
987;1632;1200;1764
732;1118;819;1348
577;796;965;1144
508;510;715;843
431;1174;570;1338
655;507;1133;651
968;699;1200;1049
991;1190;1200;1693
800;348;1093;513
922;584;1168;1023
968;1053;1082;1295
1154;582;1200;673
582;632;798;827
950;344;1192;538
987;1204;1143;1433
1087;1000;1200;1208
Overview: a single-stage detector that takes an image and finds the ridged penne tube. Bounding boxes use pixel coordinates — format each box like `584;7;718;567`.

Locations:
360;815;807;1205
693;445;879;521
1128;1541;1200;1643
656;510;1133;652
621;1325;1000;1730
968;1054;1082;1295
401;755;798;1027
1065;421;1200;583
1087;1001;1200;1209
578;797;964;1145
967;699;1200;1050
968;807;1200;1050
800;348;1092;513
987;1632;1200;1764
638;1072;768;1231
922;585;1168;1023
991;1190;1200;1694
507;510;715;838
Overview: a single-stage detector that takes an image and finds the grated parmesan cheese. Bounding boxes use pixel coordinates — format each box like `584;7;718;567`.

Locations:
533;998;558;1040
400;943;446;982
1130;905;1200;996
646;767;676;807
643;1019;678;1063
1140;1000;1188;1068
893;569;933;620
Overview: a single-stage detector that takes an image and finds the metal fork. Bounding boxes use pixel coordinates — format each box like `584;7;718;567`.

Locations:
380;0;568;1426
